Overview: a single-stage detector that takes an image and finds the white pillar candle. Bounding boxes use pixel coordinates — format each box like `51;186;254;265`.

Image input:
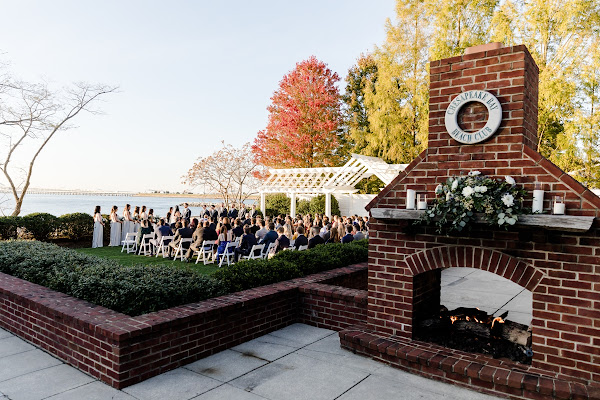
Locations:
406;189;416;210
532;190;544;213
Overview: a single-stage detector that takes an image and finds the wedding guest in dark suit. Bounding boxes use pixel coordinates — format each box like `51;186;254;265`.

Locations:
341;225;355;244
232;218;244;238
308;227;325;249
234;225;257;262
293;226;308;249
185;222;206;261
169;219;193;257
273;226;290;253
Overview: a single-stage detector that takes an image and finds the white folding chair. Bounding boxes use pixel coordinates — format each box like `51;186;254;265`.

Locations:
155;235;173;258
173;238;193;261
297;244;308;251
263;242;276;259
139;233;154;256
289;239;295;248
121;232;137;254
218;242;237;268
198;240;217;265
243;244;264;260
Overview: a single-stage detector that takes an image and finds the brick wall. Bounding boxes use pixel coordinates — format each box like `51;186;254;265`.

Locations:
299;283;367;331
363;44;600;390
0;263;367;389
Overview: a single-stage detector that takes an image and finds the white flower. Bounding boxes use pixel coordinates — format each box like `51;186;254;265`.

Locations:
435;184;443;194
505;176;516;185
501;193;514;207
474;185;488;193
446;192;452;201
462;186;475;197
468;171;481;176
451;180;459;191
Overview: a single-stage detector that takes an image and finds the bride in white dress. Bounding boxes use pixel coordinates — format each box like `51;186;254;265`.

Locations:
109;205;122;246
122;204;134;241
92;206;104;248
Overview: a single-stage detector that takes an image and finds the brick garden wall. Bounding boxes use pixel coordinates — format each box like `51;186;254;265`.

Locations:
361;44;600;392
0;263;367;389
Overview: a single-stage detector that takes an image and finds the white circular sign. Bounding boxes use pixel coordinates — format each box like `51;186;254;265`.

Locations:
444;90;502;144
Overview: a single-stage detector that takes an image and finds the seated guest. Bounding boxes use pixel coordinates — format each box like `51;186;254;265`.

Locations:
232;218;244;238
255;219;268;241
208;216;217;231
341;225;355;244
293;226;308;249
203;221;218;241
249;218;260;235
151;219;173;249
353;225;366;241
243;213;251;226
260;222;278;249
326;226;340;244
184;221;206;261
234;225;257;262
308;227;324;249
216;225;233;263
136;220;154;254
272;226;290;254
189;217;199;231
169;219;193;257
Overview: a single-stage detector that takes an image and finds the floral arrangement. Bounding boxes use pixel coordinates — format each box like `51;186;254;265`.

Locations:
418;171;527;233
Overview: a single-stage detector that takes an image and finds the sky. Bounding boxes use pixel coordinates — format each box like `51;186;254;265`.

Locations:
0;0;395;193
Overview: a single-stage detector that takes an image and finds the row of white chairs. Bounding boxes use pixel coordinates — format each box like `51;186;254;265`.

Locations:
120;232;308;268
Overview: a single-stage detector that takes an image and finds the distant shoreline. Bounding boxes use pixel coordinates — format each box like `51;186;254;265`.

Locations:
135;193;259;200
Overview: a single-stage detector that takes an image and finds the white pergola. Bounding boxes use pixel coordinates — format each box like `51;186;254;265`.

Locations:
259;153;407;217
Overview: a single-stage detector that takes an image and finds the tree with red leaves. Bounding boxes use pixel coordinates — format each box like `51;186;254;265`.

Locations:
252;56;343;168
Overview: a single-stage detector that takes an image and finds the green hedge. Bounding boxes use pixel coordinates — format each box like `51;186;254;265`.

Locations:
213;239;368;293
0;212;94;241
0;241;226;316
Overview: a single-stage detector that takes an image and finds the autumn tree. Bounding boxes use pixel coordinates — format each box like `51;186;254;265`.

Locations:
350;0;429;164
0;63;116;216
184;142;263;206
252;56;343;168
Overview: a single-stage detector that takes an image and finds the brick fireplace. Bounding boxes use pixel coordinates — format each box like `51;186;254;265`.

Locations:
340;44;600;399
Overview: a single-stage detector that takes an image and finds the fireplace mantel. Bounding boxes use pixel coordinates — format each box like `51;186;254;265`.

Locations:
370;208;595;232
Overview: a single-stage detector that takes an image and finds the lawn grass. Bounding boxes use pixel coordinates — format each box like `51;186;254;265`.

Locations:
76;246;220;276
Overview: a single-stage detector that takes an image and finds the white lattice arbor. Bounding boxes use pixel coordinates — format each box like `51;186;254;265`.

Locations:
259;154;407;217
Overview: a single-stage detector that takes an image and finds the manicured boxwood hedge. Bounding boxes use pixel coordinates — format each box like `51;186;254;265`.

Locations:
0;212;94;241
0;240;226;316
213;240;368;293
0;239;368;316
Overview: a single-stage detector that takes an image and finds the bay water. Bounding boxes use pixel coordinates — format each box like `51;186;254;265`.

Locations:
1;194;256;218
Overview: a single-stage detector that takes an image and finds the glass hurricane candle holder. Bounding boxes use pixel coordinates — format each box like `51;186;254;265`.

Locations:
553;196;565;215
532;182;544;214
406;189;416;210
417;193;428;210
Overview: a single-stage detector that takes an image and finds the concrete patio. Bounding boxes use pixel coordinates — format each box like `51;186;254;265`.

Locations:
0;268;529;399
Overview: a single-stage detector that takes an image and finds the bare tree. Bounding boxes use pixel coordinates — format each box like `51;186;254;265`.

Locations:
0;67;117;215
183;142;264;206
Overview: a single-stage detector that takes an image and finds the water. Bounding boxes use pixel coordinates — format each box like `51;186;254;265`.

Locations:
1;194;256;217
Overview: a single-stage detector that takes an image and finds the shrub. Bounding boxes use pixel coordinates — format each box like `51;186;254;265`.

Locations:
296;199;311;215
0;216;21;239
214;239;368;292
20;213;58;240
0;240;226;316
264;193;290;217
57;213;94;239
309;194;340;216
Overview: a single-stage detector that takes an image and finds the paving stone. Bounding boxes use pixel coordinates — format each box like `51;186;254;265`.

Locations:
231;335;300;362
0;349;62;382
44;381;137;400
123;368;221;400
191;383;265;400
185;349;268;382
0;329;12;340
0;364;95;400
230;352;369;400
265;323;333;347
0;336;35;358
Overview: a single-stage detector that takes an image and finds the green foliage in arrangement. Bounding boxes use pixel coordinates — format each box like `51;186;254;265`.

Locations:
20;213;59;240
213;239;368;293
58;213;94;239
0;240;226;316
